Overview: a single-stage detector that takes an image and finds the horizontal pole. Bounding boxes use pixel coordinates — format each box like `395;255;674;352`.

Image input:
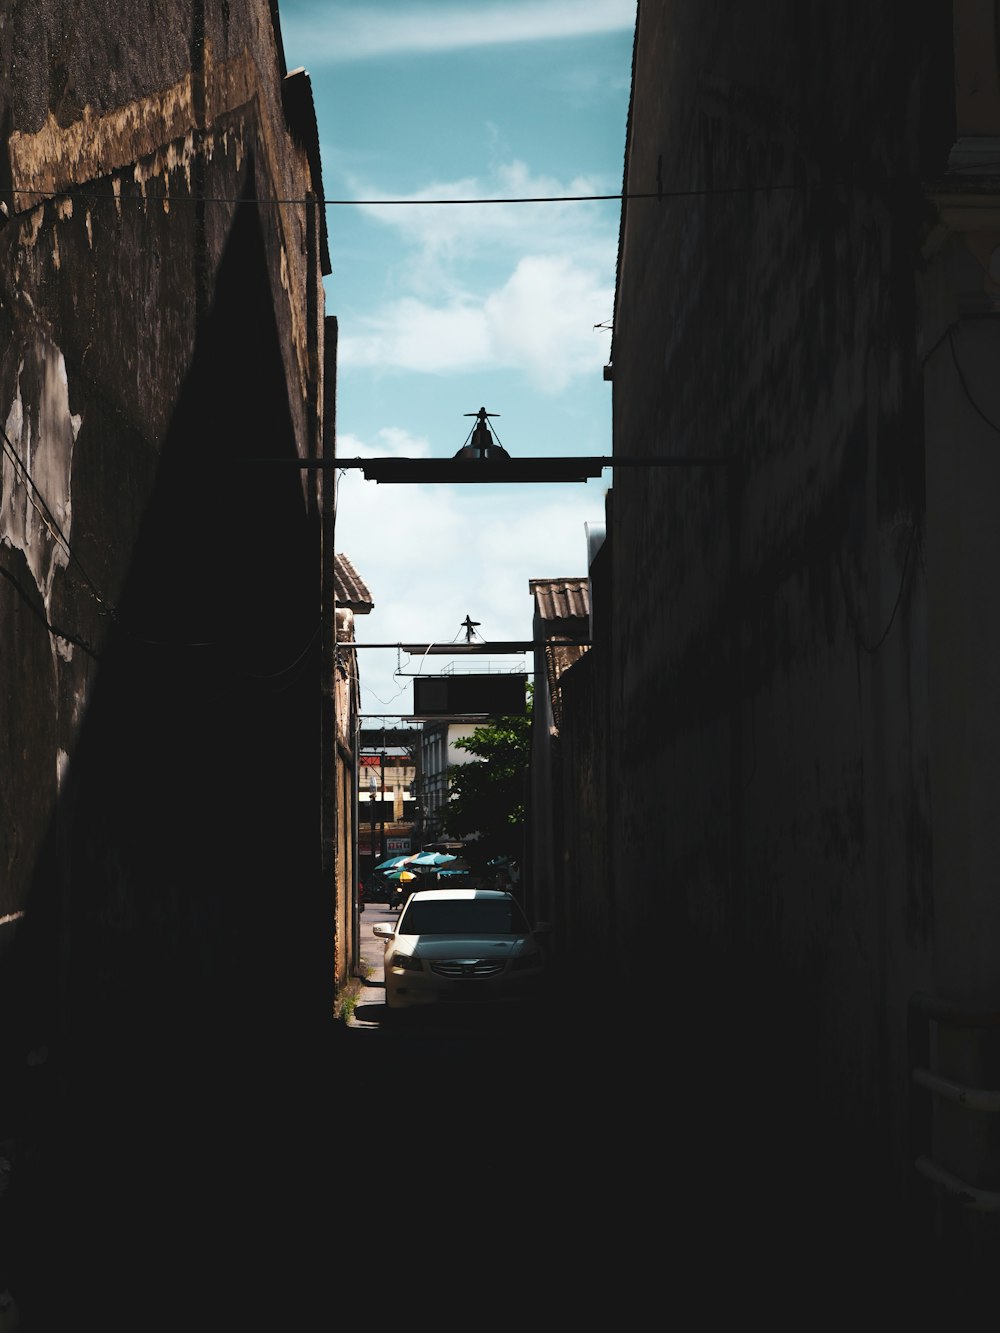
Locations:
357;716;507;723
329;456;730;468
241;455;731;478
912;1066;1000;1112
914;1156;1000;1212
340;641;588;653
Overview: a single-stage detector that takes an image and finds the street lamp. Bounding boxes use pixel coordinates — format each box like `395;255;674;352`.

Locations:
453;407;510;461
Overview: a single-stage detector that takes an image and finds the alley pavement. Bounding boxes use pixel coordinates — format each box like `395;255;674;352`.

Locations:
3;907;992;1328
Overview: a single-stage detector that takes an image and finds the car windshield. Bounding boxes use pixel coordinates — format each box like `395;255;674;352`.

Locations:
398;899;530;936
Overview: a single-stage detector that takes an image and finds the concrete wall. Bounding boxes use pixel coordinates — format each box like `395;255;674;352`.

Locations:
0;1;332;1143
553;533;615;983
567;0;1000;1267
334;607;361;994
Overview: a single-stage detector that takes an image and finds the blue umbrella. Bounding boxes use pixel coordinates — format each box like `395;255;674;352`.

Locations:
408;851;458;867
375;854;412;871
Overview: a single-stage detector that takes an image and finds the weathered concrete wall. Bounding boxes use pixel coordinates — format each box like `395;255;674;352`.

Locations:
592;0;1000;1266
557;533;616;985
0;0;332;1192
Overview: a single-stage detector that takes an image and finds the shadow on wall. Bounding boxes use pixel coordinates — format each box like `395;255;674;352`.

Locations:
1;188;324;1128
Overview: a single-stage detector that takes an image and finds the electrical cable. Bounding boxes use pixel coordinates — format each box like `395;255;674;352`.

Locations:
949;328;1000;435
0;563;98;657
1;424;322;673
245;621;322;684
0;422;117;620
835;522;921;657
6;182;809;210
413;641;437;676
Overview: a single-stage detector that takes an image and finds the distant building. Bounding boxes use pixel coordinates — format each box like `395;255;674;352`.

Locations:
359;728;419;875
417;721;482;849
334;554;374;981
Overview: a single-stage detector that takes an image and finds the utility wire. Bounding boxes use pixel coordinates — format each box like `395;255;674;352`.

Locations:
0;422;117;621
246;621;322;685
7;183;806;209
0;424;319;674
949;328;1000;435
0;563;99;657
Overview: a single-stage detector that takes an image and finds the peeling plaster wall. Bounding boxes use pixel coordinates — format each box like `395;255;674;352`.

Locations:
2;339;77;609
3;6;319;450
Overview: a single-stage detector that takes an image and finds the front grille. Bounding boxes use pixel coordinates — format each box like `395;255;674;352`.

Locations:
430;958;506;979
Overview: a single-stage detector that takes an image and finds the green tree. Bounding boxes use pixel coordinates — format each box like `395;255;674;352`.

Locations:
443;684;532;869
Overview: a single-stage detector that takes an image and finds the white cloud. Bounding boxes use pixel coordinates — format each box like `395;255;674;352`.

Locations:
333;155;618;386
339;254;612;390
353;162;616;250
282;1;636;64
331;154;618;387
340;298;491;373
337;426;431;460
485;255;613;391
333;444;608;713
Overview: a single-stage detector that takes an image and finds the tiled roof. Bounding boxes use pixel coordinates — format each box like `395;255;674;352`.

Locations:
335;554;373;613
529;579;590;732
529;577;590;622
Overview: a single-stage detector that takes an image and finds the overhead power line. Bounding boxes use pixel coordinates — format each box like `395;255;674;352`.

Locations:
8;183;804;209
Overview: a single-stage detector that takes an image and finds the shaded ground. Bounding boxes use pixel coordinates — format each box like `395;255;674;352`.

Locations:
3;975;993;1329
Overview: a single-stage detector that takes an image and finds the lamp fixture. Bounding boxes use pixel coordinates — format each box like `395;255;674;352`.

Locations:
453;407;510;461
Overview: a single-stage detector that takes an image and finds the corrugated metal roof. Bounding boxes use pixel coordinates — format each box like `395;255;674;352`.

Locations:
335;554;373;613
529;577;590;622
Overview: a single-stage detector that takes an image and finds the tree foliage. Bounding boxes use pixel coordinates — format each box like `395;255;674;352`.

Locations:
442;686;532;867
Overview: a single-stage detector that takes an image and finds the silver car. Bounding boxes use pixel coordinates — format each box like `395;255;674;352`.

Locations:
373;887;549;1013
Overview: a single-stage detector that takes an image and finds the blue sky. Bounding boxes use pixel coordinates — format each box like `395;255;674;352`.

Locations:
278;1;636;717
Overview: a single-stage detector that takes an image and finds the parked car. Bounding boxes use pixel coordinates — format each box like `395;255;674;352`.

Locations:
372;887;549;1013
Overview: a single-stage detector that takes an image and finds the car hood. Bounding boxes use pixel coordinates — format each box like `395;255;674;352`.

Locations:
402;934;525;959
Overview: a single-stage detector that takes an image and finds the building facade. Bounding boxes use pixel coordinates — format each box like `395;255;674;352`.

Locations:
417;719;480;848
552;0;1000;1280
0;0;334;1156
526;577;590;935
334;553;373;988
358;727;419;879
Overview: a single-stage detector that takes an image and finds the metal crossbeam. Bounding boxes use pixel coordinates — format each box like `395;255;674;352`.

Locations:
243;455;730;482
341;641;589;652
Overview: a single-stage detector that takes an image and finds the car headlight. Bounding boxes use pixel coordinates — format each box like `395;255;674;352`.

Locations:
392;953;423;973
